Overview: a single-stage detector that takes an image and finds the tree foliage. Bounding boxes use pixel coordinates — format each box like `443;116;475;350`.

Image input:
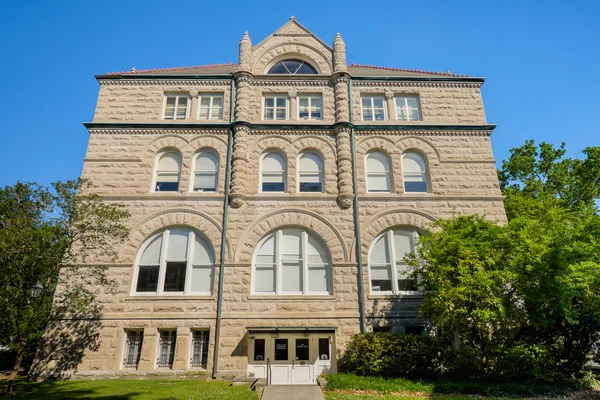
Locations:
0;180;129;392
411;141;600;384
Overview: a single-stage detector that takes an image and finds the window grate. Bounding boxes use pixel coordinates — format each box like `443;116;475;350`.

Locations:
123;331;143;369
157;331;176;368
190;330;209;368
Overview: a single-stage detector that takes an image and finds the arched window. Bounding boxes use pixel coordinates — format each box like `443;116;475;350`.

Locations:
298;152;323;192
154;151;182;192
402;152;428;193
267;59;318;74
134;228;214;295
192;150;219;192
253;228;331;295
369;228;419;294
261;152;286;192
365;151;391;193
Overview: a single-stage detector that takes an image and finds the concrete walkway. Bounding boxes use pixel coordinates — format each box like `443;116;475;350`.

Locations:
261;385;324;400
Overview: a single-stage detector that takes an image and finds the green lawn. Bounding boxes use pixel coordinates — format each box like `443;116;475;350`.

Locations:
7;379;259;400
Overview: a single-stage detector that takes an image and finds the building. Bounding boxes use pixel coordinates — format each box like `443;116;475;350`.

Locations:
37;18;506;384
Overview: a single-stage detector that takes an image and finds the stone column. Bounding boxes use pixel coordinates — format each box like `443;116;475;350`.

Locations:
385;91;396;121
238;31;253;72
234;75;251;122
334;76;350;122
229;124;250;208
333;33;348;74
137;327;158;370
289;90;298;121
189;90;199;120
172;327;191;370
335;126;354;209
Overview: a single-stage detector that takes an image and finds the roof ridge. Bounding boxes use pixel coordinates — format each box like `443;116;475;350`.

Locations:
347;63;470;77
105;62;237;76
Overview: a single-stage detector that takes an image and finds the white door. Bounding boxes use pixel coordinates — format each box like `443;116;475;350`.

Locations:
315;337;332;378
291;338;313;384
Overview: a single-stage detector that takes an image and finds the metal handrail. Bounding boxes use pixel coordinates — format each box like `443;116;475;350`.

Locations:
266;358;271;386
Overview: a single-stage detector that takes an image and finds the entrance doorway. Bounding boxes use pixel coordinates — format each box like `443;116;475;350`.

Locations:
247;329;335;385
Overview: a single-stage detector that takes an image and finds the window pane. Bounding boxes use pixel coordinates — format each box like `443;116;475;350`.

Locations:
275;109;286;120
265;98;274;107
191;265;212;292
393;230;414;260
308;266;327;292
263;153;285;172
373;98;384;108
361;98;371;108
299;153;321;172
403;153;426;173
194;173;217;191
262;182;285;192
397;262;417;291
307;234;328;264
296;339;309;361
212;96;223;107
255;266;275;292
318;338;330;360
276;97;286;107
257;234;275;256
397;108;408;121
282;262;302;292
140;234;162;265
164;262;186;292
167;229;189;261
368;174;390;192
193;235;213;265
198;107;210;119
264;108;274;120
409;109;420;121
405;326;424;335
363;108;373;121
300;182;322;192
156;181;179;192
281;230;301;255
178;97;188;106
136;265;159;292
211;107;222;119
274;339;288;360
299;98;309;108
166;97;176;107
371;265;392;291
405;97;419;108
366;152;389;173
159;153;181;172
374;109;385;120
254;339;265;361
371;235;390;265
405;181;427;192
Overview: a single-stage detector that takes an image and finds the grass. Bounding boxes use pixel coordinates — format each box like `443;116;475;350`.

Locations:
4;379;259;400
324;373;577;398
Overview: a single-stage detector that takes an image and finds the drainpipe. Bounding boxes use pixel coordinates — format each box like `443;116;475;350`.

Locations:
212;77;235;379
349;79;367;334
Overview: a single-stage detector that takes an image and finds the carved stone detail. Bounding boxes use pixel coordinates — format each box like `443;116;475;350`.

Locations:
229;125;250;208
238;32;253;72
332;33;347;73
335;126;354;209
234;75;252;122
334;76;350;123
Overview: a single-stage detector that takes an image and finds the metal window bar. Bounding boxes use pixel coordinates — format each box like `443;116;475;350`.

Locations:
123;331;143;369
157;331;176;368
191;331;209;368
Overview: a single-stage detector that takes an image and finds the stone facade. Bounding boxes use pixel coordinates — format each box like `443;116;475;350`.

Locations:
38;17;506;381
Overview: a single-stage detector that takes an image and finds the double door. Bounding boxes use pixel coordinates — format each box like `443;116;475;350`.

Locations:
248;333;333;385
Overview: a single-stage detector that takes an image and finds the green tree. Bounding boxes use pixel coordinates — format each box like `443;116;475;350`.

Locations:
0;180;129;393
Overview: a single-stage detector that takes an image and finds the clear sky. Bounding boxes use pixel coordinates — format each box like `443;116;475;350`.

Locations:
0;0;598;187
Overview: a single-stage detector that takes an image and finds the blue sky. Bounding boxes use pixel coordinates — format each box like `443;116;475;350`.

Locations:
0;0;598;187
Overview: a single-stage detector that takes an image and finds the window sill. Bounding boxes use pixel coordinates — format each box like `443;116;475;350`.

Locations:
367;293;423;300
125;295;216;301
248;295;335;300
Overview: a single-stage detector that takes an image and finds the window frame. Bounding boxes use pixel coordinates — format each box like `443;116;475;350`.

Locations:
131;228;215;296
190;329;210;369
360;96;387;121
262;95;289;121
162;94;190;120
394;95;422;122
401;152;429;193
368;228;420;296
297;95;323;121
156;329;176;369
197;93;224;121
297;151;324;193
365;151;392;193
152;150;182;193
267;59;318;75
190;150;219;193
259;151;287;193
251;229;332;296
121;329;144;370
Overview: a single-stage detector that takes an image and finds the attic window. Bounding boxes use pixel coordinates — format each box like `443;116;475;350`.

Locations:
268;59;317;74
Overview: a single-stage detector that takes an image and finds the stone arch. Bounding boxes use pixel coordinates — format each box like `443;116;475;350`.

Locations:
293;136;337;195
234;209;348;263
395;136;441;163
121;208;230;263
145;135;190;158
188;136;229;193
253;43;333;75
351;209;437;263
357;137;400;194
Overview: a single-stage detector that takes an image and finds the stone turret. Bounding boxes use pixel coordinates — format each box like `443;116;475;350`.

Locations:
238;31;253;72
332;33;347;74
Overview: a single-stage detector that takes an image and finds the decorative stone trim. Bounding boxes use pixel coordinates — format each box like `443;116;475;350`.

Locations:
87;128;229;135
335;126;353;208
250;79;331;87
229;125;250;207
352;81;482;89
356;129;493;137
99;80;230;86
83;157;142;162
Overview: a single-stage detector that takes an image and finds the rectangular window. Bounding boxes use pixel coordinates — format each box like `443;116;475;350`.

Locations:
163;95;189;120
254;338;266;361
263;96;288;120
274;339;288;360
157;330;176;368
136;265;159;292
295;339;309;361
318;338;330;360
198;94;224;120
191;330;209;368
163;261;186;292
123;330;143;369
370;265;393;292
298;95;322;120
262;174;285;192
361;96;386;121
395;96;421;121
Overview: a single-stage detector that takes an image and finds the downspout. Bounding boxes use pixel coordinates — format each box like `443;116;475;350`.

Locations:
349;79;367;334
212;77;235;379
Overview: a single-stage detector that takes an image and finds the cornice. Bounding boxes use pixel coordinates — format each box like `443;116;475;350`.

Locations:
99;79;230;86
352;80;482;88
250;79;331;87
